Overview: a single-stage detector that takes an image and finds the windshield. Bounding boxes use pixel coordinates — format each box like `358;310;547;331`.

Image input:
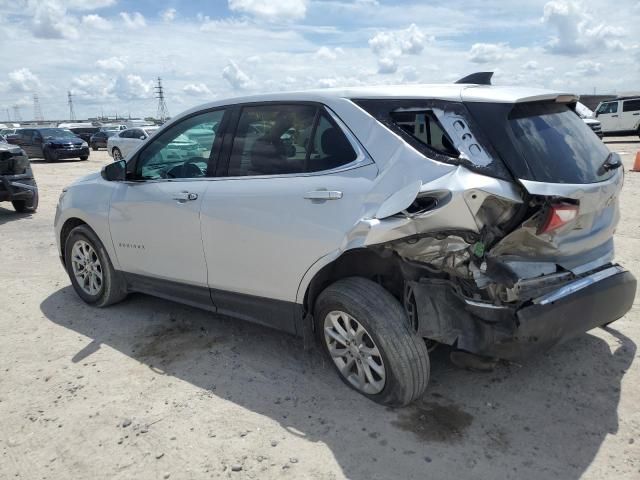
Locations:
466;101;613;184
40;128;78;139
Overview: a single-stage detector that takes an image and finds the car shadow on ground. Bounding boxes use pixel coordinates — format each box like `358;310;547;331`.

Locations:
0;205;34;225
604;139;640;144
41;286;635;480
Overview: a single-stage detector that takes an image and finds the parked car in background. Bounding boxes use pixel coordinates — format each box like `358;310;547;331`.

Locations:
56;76;636;406
107;126;160;160
575;102;603;138
0;128;19;137
89;130;116;150
0;142;38;212
68;126;100;144
595;97;640;137
7;128;89;161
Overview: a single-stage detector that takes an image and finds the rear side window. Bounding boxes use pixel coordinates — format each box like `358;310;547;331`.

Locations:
227;104;357;177
389;110;458;156
622;99;640;112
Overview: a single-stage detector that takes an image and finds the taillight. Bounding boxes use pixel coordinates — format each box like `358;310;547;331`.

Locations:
538;203;579;234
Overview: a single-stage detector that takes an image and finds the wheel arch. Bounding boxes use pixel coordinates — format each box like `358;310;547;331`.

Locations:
301;248;405;317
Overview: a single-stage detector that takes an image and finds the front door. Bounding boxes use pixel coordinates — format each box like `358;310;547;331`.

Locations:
108;109;227;306
199;103;377;332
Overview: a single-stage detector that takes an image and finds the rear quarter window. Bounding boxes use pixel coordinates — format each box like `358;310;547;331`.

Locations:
622;99;640;112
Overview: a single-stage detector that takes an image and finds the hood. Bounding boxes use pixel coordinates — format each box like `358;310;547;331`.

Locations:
583;118;600;126
71;171;101;185
45;136;84;145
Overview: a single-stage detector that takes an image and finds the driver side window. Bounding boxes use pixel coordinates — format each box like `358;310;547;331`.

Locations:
136;109;225;180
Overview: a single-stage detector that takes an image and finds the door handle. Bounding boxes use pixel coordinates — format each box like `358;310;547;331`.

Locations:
172;191;198;202
612;115;619;117
304;190;343;200
633;113;640;116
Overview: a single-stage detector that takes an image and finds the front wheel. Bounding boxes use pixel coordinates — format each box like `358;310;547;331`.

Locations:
80;155;89;161
91;144;98;151
12;190;38;213
43;148;57;162
112;147;122;160
315;277;430;406
64;225;127;307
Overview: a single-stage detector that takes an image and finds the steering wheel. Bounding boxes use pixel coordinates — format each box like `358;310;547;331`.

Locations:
166;157;206;178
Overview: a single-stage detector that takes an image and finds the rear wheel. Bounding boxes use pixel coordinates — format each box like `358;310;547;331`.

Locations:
64;225;127;307
80;155;89;161
112;147;122;160
12;190;38;213
315;277;430;406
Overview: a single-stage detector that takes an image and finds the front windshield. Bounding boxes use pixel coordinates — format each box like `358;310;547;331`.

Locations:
40;128;77;138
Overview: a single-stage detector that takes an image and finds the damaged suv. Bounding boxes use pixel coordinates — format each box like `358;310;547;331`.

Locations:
55;73;636;406
1;141;38;212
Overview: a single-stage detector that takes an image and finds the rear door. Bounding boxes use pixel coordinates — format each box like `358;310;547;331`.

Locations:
621;99;640;132
199;103;378;332
595;101;621;132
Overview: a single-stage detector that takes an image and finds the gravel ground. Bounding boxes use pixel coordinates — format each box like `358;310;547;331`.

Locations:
1;138;639;480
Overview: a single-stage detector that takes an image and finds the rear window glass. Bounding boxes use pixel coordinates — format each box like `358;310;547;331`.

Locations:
467;102;613;184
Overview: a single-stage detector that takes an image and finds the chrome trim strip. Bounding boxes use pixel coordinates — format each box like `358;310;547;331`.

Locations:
463;298;511;310
533;266;624;306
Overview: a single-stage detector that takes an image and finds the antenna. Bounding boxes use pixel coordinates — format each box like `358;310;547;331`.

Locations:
155;77;169;123
13;105;22;122
33;93;44;121
68;91;76;121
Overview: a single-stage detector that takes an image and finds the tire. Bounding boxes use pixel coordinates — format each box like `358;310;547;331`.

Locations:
12;189;38;213
315;277;429;407
92;145;98;151
64;225;127;307
43;148;57;162
112;147;122;161
80;155;89;161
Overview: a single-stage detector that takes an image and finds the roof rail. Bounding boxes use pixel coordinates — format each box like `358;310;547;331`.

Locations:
455;72;494;85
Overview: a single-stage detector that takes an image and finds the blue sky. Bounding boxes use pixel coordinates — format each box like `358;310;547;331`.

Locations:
0;0;638;120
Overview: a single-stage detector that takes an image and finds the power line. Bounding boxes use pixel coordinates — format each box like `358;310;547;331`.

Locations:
33;93;44;122
68;91;76;121
155;77;169;123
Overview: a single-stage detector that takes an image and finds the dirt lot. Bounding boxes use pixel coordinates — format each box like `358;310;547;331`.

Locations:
1;138;639;480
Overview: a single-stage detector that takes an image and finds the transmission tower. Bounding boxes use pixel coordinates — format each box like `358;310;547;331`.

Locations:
68;91;76;121
33;93;44;122
13;106;22;122
155;77;169;123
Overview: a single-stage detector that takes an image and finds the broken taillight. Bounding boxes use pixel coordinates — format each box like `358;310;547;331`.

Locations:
538;203;579;234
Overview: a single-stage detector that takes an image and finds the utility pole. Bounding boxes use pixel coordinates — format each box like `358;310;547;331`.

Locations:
13;106;22;122
33;93;44;122
68;91;76;121
155;77;169;123
5;108;10;122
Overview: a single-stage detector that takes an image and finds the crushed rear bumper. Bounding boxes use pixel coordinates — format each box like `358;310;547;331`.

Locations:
409;265;636;361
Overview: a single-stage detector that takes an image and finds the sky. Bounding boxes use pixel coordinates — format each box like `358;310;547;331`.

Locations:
0;0;638;121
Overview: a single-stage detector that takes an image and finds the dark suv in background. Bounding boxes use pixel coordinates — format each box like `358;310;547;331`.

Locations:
68;126;100;144
7;128;89;161
89;129;116;150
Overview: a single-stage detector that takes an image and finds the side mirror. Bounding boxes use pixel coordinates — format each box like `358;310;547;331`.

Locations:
140;135;147;140
101;159;126;181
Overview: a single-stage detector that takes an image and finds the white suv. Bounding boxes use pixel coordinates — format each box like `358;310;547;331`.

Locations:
55;75;636;406
594;97;640;136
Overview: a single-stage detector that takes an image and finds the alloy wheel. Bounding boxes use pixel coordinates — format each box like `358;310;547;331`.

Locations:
71;240;103;296
323;310;386;395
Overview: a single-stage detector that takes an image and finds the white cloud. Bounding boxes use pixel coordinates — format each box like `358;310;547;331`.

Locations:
7;68;41;92
222;60;251;90
82;14;111;30
369;24;430;74
119;11;146;29
468;42;516;64
542;1;627;54
183;83;212;96
113;74;154;100
524;60;538;70
228;0;308;23
30;0;78;39
314;46;344;60
161;8;176;22
95;57;126;72
575;59;602;75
